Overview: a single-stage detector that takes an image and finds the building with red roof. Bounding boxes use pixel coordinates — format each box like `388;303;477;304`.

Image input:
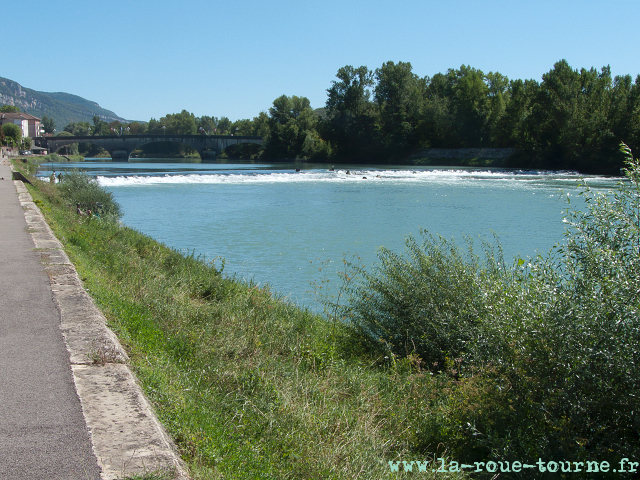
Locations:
0;112;44;138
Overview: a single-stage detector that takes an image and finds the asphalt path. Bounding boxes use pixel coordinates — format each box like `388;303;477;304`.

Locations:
0;161;101;479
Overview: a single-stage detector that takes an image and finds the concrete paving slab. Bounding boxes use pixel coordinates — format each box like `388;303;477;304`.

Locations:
73;364;185;480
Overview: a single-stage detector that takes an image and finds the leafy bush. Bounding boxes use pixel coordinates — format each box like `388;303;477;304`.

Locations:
342;143;640;468
56;171;121;219
342;233;507;369
2;123;21;146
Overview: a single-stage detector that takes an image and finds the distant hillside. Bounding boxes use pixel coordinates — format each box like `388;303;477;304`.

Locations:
0;76;127;131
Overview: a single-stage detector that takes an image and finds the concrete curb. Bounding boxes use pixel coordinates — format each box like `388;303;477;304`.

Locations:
13;177;190;480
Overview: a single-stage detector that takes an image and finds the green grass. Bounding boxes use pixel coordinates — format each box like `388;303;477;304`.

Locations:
17;161;467;479
40;153;86;162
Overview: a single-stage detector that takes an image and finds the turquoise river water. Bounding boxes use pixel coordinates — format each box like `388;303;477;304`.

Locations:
39;160;619;311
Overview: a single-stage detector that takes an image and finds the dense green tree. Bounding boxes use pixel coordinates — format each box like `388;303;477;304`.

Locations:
171;110;197;135
146;118;162;134
222;117;262;159
63;121;94;155
147;110;197;135
64;121;92;136
447;65;491;146
324;65;380;159
374;61;425;153
197;115;218;135
216;117;233;135
263;95;327;159
47;58;637;172
127;121;146;135
92;116;111;136
232;118;252;136
145;110;198;156
41;115;55;134
2;123;21;146
251;111;270;139
108;121;131;135
417;73;457;147
0;105;20;113
525;60;624;172
608;74;640;156
148;110;197;136
484;71;510;145
495;78;539;151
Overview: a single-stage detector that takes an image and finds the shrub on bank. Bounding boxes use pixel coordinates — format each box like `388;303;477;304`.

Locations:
56;171;121;218
341;144;640;470
341;233;510;370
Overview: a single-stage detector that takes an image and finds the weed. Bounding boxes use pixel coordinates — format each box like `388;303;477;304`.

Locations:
87;340;126;365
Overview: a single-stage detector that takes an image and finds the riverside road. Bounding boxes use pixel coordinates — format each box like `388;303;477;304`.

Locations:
0;160;101;479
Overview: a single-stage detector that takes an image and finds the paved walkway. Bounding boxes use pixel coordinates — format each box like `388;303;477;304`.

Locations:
0;161;101;478
0;159;189;479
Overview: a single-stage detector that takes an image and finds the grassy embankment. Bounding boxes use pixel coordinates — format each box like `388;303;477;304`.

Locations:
39;153;86;162
14;147;640;479
16;161;464;479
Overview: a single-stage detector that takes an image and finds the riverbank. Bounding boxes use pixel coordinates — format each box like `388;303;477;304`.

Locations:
14;160;464;479
15;153;640;478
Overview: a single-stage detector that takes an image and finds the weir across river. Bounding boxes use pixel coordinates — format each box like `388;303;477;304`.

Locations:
33;134;263;162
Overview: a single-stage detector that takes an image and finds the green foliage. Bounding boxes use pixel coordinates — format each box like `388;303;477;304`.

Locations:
216;116;232;135
142;110;199;156
342;233;499;368
2;122;21;146
56;171;122;218
64;120;92;136
0;104;20;113
92;115;111;136
148;110;197;135
263;95;330;159
341;144;640;466
54;130;79;155
41;114;55;134
324;65;380;160
375;61;426;153
319;60;640;172
21;136;31;151
524;61;622;171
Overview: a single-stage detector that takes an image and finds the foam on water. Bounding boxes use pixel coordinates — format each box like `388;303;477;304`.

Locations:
97;168;596;188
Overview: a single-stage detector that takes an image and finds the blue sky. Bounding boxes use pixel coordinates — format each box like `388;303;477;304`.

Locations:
3;0;639;123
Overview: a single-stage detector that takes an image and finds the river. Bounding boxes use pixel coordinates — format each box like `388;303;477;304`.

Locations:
38;160;618;311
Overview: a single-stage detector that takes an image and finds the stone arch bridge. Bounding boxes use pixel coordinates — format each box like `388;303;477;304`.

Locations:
34;134;262;162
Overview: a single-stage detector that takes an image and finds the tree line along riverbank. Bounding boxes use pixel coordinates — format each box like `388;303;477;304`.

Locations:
13;149;640;478
51;59;640;175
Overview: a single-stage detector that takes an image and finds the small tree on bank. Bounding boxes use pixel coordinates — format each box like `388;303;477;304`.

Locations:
2;123;22;146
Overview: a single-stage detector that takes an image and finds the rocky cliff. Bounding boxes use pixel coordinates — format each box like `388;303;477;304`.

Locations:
0;77;126;131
